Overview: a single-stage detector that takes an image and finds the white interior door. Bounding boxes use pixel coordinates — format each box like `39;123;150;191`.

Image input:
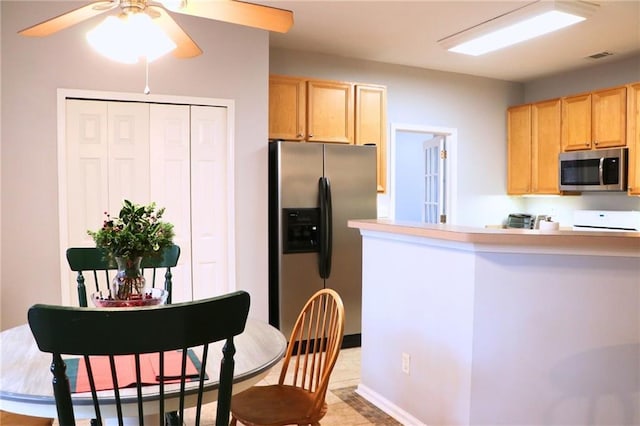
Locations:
149;103;193;303
190;105;230;299
66;100;150;304
423;135;446;224
107;102;150;212
65;99;108;249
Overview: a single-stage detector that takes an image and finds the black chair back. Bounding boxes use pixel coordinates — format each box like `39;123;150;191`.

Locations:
28;291;250;426
66;245;180;306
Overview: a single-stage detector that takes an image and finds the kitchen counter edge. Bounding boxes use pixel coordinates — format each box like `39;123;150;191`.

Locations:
348;219;640;257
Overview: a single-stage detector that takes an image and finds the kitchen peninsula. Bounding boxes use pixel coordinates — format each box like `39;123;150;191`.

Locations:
348;219;640;426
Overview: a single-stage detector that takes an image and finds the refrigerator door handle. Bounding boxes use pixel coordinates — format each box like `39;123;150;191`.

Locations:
318;177;332;279
325;177;333;279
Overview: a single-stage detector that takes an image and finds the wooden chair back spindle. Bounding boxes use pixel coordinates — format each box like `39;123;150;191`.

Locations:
230;288;345;426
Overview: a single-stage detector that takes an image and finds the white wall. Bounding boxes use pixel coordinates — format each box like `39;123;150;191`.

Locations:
395;131;427;222
524;55;640;102
270;48;525;227
0;2;270;330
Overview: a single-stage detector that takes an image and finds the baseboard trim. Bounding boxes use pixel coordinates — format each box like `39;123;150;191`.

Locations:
342;333;361;349
356;384;426;426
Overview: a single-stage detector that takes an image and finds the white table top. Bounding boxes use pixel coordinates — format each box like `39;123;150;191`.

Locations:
0;318;286;419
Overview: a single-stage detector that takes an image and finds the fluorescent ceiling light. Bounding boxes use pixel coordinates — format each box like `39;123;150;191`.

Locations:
439;1;599;56
87;13;176;64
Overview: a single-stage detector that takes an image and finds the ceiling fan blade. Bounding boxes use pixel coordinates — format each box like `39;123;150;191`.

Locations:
168;0;293;33
151;6;203;58
18;1;118;37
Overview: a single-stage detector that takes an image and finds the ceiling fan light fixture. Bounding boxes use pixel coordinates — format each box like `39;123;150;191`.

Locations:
86;13;177;64
439;0;599;56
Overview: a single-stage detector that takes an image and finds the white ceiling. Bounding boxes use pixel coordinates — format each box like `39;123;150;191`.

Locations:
258;0;640;82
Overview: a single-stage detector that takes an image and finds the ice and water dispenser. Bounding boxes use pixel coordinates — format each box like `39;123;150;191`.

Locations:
282;208;319;253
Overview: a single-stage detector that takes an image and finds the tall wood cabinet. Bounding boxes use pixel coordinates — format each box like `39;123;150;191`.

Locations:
507;99;561;195
628;82;640;195
355;84;387;192
507;104;531;194
562;86;627;151
269;75;388;192
532;99;562;194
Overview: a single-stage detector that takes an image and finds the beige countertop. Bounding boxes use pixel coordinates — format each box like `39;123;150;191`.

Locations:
348;219;640;256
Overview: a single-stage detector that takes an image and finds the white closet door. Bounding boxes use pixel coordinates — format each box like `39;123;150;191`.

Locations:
107;102;150;212
66;99;109;248
63;96;233;306
190;105;230;299
149;104;193;303
65;99;150;304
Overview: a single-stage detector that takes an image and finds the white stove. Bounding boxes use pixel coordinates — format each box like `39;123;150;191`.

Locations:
573;210;640;232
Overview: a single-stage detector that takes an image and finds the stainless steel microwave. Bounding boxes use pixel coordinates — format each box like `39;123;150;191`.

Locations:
559;147;628;192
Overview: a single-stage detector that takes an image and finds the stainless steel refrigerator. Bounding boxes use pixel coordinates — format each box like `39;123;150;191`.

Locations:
268;141;377;347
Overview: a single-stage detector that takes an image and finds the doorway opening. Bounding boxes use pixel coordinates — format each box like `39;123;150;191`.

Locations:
389;123;458;224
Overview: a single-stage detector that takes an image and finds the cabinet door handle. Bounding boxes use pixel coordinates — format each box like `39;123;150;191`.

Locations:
594;140;599;146
297;133;304;138
308;134;314;138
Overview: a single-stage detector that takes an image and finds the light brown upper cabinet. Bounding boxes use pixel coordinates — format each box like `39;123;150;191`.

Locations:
507;99;561;195
532;99;562;194
562;86;627;151
507;104;532;194
269;75;306;141
268;75;354;144
307;80;354;144
628;82;640;195
355;84;387;192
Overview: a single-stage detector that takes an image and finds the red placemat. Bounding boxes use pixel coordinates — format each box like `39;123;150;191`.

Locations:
74;350;201;393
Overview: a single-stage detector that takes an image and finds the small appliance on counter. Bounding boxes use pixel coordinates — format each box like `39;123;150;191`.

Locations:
573;210;640;232
506;214;552;230
506;213;535;229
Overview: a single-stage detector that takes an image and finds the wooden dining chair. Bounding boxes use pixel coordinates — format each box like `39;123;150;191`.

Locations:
66;245;180;306
27;291;250;426
230;288;345;426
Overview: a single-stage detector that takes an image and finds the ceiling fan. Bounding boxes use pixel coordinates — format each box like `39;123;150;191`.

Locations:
18;0;294;59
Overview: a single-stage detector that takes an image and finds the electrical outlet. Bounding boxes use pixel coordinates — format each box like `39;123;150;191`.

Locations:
401;352;410;374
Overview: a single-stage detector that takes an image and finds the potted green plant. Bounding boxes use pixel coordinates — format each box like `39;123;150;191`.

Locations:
88;200;175;300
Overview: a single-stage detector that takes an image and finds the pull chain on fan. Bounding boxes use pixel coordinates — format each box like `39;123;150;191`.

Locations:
144;59;151;95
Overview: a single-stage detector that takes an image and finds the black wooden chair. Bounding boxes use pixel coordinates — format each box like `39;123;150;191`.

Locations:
66;245;180;306
28;291;251;426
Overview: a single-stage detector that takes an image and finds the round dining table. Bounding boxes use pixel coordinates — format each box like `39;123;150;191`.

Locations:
0;318;286;420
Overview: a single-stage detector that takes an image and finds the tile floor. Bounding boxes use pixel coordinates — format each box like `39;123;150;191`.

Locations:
195;346;400;425
54;347;399;425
